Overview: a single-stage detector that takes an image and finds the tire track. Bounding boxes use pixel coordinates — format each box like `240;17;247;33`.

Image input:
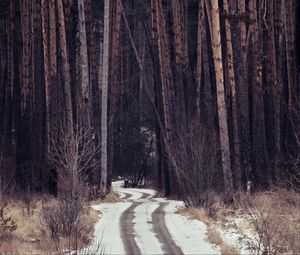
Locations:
119;191;133;200
152;202;184;255
120;202;142;255
140;191;151;199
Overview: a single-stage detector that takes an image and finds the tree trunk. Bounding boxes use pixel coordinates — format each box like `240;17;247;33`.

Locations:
41;0;50;154
100;0;110;195
206;0;233;196
223;0;242;190
77;0;90;128
155;0;173;196
171;0;186;117
195;0;204;117
235;0;252;187
249;0;268;186
57;0;73;134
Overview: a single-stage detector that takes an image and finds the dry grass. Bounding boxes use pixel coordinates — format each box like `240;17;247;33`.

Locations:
177;207;212;226
180;188;300;255
90;190;120;205
177;187;300;254
101;190;120;203
234;188;300;254
206;227;239;254
0;195;99;254
206;227;222;246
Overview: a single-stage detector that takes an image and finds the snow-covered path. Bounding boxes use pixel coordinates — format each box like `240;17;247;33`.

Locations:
86;184;220;255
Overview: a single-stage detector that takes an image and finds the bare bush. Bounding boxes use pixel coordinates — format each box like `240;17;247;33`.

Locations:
44;127;100;253
235;191;300;255
0;152;15;207
170;120;220;207
42;204;60;242
42;199;86;253
0;207;17;240
48;127;99;201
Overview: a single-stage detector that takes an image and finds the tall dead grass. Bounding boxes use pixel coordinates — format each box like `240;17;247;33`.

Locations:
179;187;299;255
234;188;300;255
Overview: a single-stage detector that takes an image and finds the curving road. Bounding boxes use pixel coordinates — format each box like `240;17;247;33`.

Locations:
87;183;220;255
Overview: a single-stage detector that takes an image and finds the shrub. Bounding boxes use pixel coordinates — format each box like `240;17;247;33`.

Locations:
170;120;221;207
236;191;300;255
0;207;17;239
42;198;85;252
42;199;83;238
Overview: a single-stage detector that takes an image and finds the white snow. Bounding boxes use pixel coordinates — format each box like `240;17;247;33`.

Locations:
217;217;258;255
86;185;244;255
111;180;125;189
133;202;163;254
116;189;144;200
130;188;156;197
85;202;132;254
164;201;221;255
118;192;126;199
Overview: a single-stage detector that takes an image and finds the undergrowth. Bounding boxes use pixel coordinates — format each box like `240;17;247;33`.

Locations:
180;188;300;255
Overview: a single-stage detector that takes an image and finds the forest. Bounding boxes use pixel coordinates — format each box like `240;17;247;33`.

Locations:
0;0;299;254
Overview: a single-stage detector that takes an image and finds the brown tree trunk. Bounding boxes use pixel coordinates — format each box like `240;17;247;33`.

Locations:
171;0;186;117
206;0;233;196
78;0;90;129
266;0;280;169
49;0;58;141
155;0;173;195
100;0;110;195
223;0;242;190
57;0;73;133
41;0;50;153
249;0;268;186
195;0;204;117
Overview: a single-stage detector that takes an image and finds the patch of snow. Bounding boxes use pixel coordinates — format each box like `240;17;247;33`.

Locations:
130;188;156;197
164;201;221;255
115;189;144;200
86;202;132;254
111;180;125;189
217;217;258;255
117;192;126;199
115;188;156;201
133;202;163;254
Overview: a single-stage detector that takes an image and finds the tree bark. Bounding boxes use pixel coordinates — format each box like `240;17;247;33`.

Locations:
206;0;233;196
223;0;242;190
41;0;50;153
195;0;204;117
57;0;73;133
77;0;90;128
249;0;268;186
100;0;110;195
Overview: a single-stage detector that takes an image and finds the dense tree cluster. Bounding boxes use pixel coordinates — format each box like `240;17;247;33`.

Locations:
0;0;299;200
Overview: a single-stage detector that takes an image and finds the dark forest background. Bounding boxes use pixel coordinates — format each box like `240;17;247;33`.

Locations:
0;0;299;202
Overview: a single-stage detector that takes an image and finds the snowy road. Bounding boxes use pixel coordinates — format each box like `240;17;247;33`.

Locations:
86;184;220;255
